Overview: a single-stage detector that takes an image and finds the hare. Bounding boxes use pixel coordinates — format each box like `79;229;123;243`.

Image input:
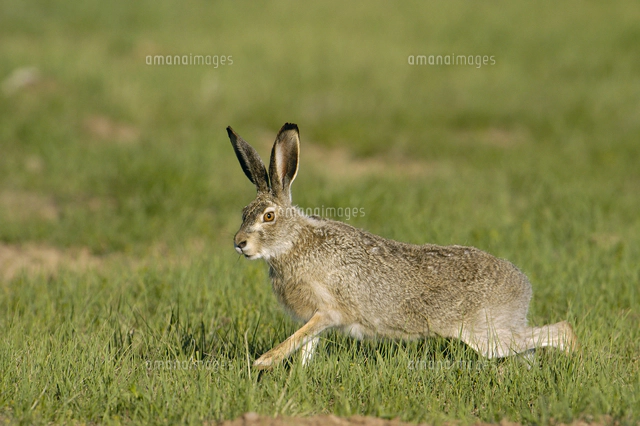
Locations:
227;123;577;370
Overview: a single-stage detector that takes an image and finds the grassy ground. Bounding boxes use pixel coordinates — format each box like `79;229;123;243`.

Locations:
1;0;639;424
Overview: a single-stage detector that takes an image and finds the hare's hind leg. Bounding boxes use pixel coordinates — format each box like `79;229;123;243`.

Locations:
460;320;578;358
516;321;578;354
459;325;523;358
457;308;530;358
254;312;334;370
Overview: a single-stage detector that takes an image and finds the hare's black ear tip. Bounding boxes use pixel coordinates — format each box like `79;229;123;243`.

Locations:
281;122;299;133
226;126;236;138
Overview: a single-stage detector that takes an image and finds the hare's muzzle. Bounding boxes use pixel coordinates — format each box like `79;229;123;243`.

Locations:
234;239;247;255
234;231;258;258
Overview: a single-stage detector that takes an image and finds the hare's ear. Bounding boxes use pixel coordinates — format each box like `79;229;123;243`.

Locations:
227;126;270;193
269;123;299;201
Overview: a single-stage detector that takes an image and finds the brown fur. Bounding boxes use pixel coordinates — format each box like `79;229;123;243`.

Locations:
227;123;578;369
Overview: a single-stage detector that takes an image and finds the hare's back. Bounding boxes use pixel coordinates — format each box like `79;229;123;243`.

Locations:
319;221;530;297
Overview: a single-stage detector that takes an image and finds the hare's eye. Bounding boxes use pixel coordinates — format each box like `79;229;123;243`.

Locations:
263;211;275;222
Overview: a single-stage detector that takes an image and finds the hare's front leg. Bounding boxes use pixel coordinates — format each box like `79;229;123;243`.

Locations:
301;337;320;366
254;312;334;370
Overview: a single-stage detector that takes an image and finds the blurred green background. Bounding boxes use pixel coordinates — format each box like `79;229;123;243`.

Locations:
0;1;639;424
2;0;638;254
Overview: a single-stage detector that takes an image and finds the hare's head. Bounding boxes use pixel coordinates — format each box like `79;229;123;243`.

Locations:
227;123;302;260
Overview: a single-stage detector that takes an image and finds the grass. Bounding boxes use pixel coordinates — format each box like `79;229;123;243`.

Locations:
1;0;639;424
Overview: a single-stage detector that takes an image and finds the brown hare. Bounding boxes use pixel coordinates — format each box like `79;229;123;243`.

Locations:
227;123;577;370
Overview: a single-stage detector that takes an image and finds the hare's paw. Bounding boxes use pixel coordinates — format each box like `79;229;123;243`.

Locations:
253;353;277;370
559;321;580;353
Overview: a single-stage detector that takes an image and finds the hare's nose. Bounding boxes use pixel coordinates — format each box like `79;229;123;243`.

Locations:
236;240;247;249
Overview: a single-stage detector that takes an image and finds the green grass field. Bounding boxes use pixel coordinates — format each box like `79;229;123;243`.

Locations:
1;1;639;424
